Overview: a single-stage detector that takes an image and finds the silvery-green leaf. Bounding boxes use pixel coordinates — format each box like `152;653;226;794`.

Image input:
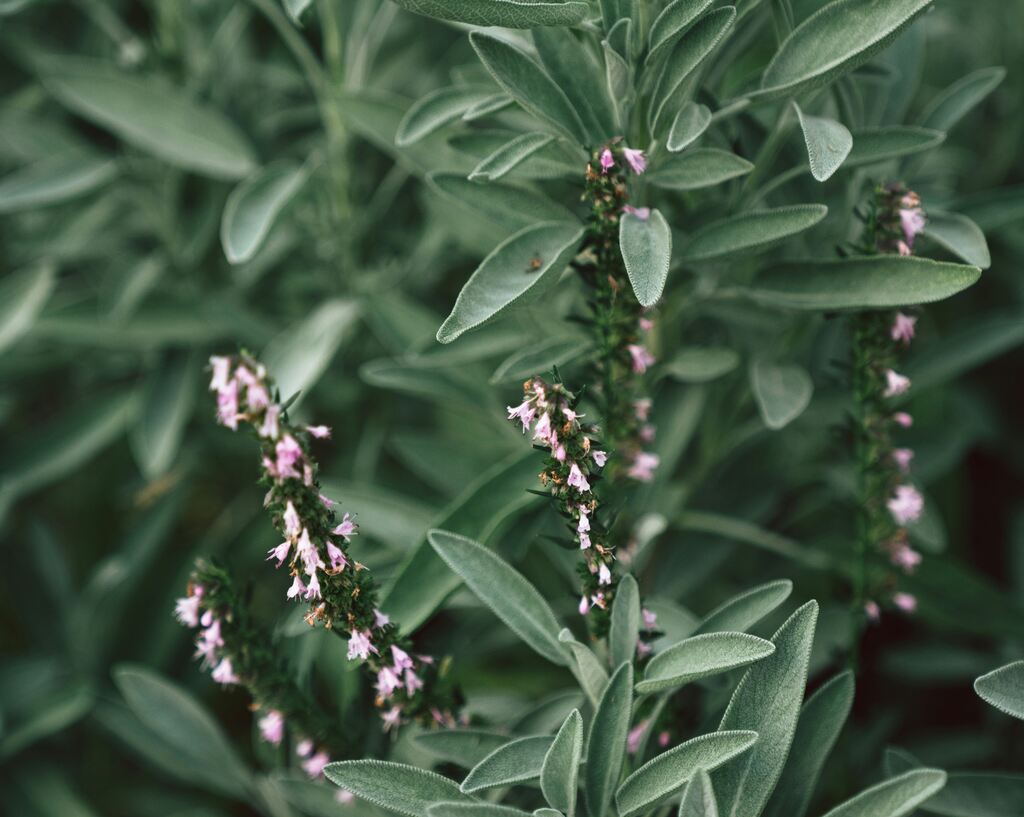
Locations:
0;261;56;354
636;632;775;694
283;0;312;23
397;86;495;147
663;347;739;383
491;336;591;384
763;671;854;817
884;748;1024;817
416;730;512;768
750;360;813;430
461;736;555;793
533;28;616;142
559;629;610;706
793;102;852;182
974;660;1024;720
609;575;642;669
694;580;793;636
470;32;588;144
42;60;256;179
390;0;589;28
620;207;672;307
680;768;719;817
429;172;578;231
747;257;981;310
130;353;194;479
585;662;633;817
758;0;934;100
922;210;991;269
651;8;736;135
819;770;946;817
768;0;795;39
603;38;632;131
430;805;533;817
714;601;818;817
667;102;712;152
0;153;116;213
647;0;715;65
541;710;583;817
616;732;758;817
221;161;309;264
470;133;557;182
437;221;584;344
428;529;568;666
463;93;515;121
648;149;753;190
906;313;1024;392
845;127;945;167
323;761;468;817
917;67;1006;133
535;811;562;817
681;205;827;262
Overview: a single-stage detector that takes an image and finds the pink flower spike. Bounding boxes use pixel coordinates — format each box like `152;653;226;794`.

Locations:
347;629;377;661
627;451;660;482
376;666;401;697
883;369;911;398
286;575;306;600
887;484;924;525
592;450;608;467
211;657;240;685
275;435;303;479
892;544;922;572
899;207;926;245
623;147;647;174
391;645;414;670
893;448;914;473
865;600;881;622
283;501;301;538
266;540;291;567
259;405;281;439
333;513;357;541
174;594;201;627
374;608;390;628
507;400;536;433
568;462;591;492
209;356;232;392
306;424;331;439
623;204;651;221
627;344;655;374
302;751;330;779
893;592;918;613
247;383;270;412
600;148;615;172
216;380;240;430
326;540;347;571
893;411;913;428
642;608;657;629
258;710;285;745
891;312;917;344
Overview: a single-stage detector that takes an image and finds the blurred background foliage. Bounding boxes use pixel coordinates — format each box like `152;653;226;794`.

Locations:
0;0;1022;815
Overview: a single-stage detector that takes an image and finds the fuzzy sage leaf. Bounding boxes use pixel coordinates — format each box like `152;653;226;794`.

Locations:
620;207;672;308
585;662;633;817
540;709;583;817
390;0;589;28
461;736;556;793
680;769;720;817
636;632;775;695
323;761;470;817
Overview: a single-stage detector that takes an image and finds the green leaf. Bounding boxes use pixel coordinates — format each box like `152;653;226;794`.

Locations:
609;575;642;670
42;60;256;179
617;732;758;817
636;632;775;694
129;353;194;479
397;86;495;147
541;710;583;817
884;748;1024;817
749;360;813;430
758;0;933;100
714;601;818;817
667;102;713;152
533;28;616;142
918;66;1006;133
428;173;578;232
681;205;827;262
491;336;590;384
620;208;672;308
470;133;558;183
221;162;309;264
651;8;737;135
0;680;93;760
905;313;1024;392
323;761;468;817
390;0;589;28
428;529;568;666
430;805;534;817
693;579;793;636
586;662;634;817
0;261;56;354
663;347;739;383
469;32;587;144
793;103;852;182
649;149;752;191
437;221;584;344
461;736;555;793
922;210;991;269
282;0;313;23
974;661;1024;720
416;730;512;769
680;768;720;817
845;127;945;167
0;153;117;213
262;299;359;403
748;256;981;310
647;0;715;66
559;629;610;706
820;770;946;817
763;671;854;817
113;665;250;797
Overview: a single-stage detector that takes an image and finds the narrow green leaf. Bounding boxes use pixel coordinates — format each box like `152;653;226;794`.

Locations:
974;661;1024;720
221;162;308;264
793;103;852;182
282;0;313;23
637;632;775;694
680;768;719;817
437;222;584;344
647;0;715;66
463;93;514;121
430;805;533;817
428;529;568;666
693;579;793;636
586;662;634;817
714;601;818;817
541;710;583;817
667;102;712;152
0;154;116;213
918;67;1006;132
649;148;752;190
533;28;616;142
681;205;827;262
0;261;56;354
620;208;672;307
559;629;610;706
470;133;557;183
749;360;813;430
470;32;587;143
617;732;758;817
758;0;933;100
820;770;946;817
922;210;991;269
884;748;1024;817
845;127;945;167
461;736;555;793
429;172;578;232
747;257;981;310
391;0;589;28
663;347;739;383
397;86;494;147
323;761;468;817
906;313;1024;392
130;353;194;479
609;575;642;669
491;336;590;384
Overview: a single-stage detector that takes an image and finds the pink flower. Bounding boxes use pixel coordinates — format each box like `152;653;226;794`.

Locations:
636;640;653;657
319;494;335;509
623;204;651;220
897;240;912;257
893;412;913;428
374;608;390;628
553;443;567;462
247;382;270;412
634;398;652;422
336;790;355;805
887;484;924;525
892;544;922;572
333;513;357;541
893;592;917;613
623;147;647;174
592;450;608;467
507;399;536;432
283;501;302;538
640;425;656;443
211;657;240;685
209;356;232;392
600;148;615;172
639;317;654;332
266;540;290;567
598;562;612;585
275;435;304;479
326;540;347;571
627;720;650;754
627;344;655;374
577;507;590;534
297;528;325;574
567;462;591;492
287;575;306;599
382;706;402;731
347;629;377;661
302;751;330;778
579;596;590;615
391;645;414;671
900;207;926;246
196;619;224;662
891;313;917;344
893;448;914;473
658;731;670;747
174;594;201;627
259;405;281;439
258;710;285;744
216;379;239;430
296;739;314;757
404;669;424;695
579;531;591;549
377;666;401;697
304;572;322;600
642;608;657;629
883;369;911;398
533;412;554;445
307;424;331;439
627;451;660;482
865;600;881;622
